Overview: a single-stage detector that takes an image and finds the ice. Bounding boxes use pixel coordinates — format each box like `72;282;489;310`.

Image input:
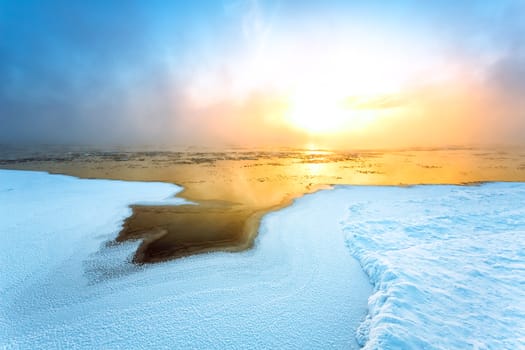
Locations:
0;170;371;349
339;184;525;349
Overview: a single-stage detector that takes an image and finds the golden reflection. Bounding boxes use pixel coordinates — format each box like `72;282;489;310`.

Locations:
304;143;332;155
305;162;326;176
2;147;525;263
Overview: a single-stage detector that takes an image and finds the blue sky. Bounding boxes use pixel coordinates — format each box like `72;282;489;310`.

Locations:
1;0;524;148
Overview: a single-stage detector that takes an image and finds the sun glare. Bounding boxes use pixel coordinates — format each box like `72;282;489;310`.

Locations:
287;88;350;133
282;50;405;135
286;86;386;135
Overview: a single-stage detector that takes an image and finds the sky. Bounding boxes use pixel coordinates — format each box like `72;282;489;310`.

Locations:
1;0;524;149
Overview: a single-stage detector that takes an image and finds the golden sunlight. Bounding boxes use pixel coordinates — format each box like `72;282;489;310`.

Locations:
281;51;405;135
286;87;388;135
287;88;350;133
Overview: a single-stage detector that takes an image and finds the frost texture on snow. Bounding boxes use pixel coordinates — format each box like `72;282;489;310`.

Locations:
340;184;525;350
0;170;370;349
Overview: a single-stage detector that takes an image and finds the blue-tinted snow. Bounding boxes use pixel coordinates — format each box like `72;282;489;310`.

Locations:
340;184;525;349
0;170;370;349
5;170;521;350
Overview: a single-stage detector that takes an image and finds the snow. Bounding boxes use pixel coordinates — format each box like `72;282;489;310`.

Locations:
340;184;525;349
0;170;370;349
4;170;521;349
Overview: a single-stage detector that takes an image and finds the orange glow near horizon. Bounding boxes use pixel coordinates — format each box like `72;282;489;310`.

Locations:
285;90;395;135
179;33;523;150
235;42;422;137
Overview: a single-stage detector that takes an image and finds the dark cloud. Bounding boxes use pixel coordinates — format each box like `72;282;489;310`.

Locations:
490;53;525;94
0;0;184;144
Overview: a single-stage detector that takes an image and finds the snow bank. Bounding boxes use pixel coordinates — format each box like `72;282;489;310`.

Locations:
0;170;370;349
340;184;525;349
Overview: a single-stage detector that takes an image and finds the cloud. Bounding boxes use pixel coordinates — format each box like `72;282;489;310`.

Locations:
343;95;407;110
1;0;525;148
0;0;163;143
488;42;525;97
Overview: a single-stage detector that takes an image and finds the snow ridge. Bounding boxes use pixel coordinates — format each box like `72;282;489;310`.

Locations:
341;184;525;349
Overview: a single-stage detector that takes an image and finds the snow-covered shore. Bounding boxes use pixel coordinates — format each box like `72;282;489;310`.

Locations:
0;170;370;349
341;184;525;349
3;169;523;349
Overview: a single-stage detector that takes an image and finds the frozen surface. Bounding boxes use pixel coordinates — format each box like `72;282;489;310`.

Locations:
339;184;525;349
0;170;370;349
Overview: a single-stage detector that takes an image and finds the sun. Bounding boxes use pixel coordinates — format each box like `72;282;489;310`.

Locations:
285;85;392;135
286;87;352;134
